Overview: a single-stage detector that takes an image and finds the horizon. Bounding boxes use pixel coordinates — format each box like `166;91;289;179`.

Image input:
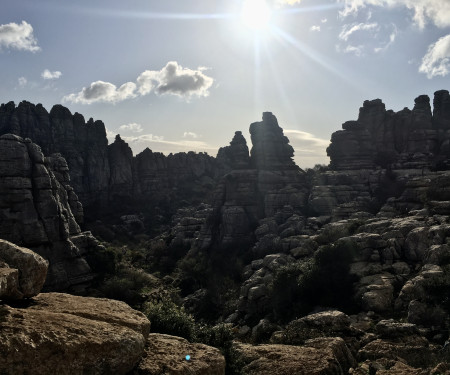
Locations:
1;0;450;167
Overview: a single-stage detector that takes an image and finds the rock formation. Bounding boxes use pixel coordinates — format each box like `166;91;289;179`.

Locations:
0;101;219;224
0;134;103;291
327;90;450;171
197;113;308;251
216;130;250;171
250;111;298;171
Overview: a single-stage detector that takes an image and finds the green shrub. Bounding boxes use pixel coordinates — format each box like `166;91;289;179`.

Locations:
145;298;197;341
86;246;118;277
271;261;311;322
269;239;358;323
98;266;157;307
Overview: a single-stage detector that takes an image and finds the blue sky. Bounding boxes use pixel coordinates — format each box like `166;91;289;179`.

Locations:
1;0;450;167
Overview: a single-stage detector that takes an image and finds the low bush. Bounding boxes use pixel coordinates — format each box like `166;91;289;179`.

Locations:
269;239;358;323
145;298;197;341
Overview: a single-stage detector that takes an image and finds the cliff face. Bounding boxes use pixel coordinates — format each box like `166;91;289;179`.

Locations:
0;134;102;291
0;101;110;208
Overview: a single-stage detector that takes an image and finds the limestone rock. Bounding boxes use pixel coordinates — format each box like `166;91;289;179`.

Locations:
135;333;225;375
232;337;355;375
0;134;99;291
327;91;450;171
0;292;150;374
0;240;48;299
250;112;298;171
216;130;250;170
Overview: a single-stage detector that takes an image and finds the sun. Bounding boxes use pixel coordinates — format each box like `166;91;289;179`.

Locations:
241;0;273;31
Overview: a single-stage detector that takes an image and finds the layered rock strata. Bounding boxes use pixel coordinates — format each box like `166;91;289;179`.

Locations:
0;134;102;291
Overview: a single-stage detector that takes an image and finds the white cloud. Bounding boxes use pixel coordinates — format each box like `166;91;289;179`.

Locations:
63;61;214;104
183;132;199;139
310;25;321;32
344;45;364;56
0;21;40;52
41;69;62;80
63;81;137;104
137;61;214;98
18;76;27;87
339;22;378;41
119;123;143;133
321;18;328;23
419;34;450;78
339;0;450;29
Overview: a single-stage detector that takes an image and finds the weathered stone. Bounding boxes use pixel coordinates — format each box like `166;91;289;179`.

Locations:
135;333;225;375
0;292;150;375
0;240;48;299
232;337;355;375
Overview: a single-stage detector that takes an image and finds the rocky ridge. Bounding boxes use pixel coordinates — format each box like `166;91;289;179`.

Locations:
0;101;219;224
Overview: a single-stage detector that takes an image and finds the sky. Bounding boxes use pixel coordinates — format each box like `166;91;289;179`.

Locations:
1;0;450;168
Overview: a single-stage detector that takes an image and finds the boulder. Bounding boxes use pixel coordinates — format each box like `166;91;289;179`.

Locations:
135;333;225;375
0;239;48;299
0;292;150;374
232;337;355;374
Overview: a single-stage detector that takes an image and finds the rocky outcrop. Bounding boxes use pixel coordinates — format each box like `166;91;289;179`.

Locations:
232;337;355;374
0;292;150;374
198;113;308;251
0;101;110;208
250;112;298;171
135;333;225;375
217;130;250;171
108;134;134;199
0;240;48;299
0;101;219;224
327;90;450;171
0;134;103;291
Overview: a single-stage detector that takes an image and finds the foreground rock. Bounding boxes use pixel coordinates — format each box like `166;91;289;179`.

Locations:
135;333;225;375
0;239;48;299
0;292;150;374
232;337;355;374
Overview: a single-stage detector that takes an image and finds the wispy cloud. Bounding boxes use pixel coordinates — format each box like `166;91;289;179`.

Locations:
107;128;216;155
18;76;27;87
119;122;143;133
374;25;397;53
340;0;450;29
285;129;330;167
419;34;450;78
310;25;321;32
183;131;199;139
339;22;378;41
41;69;62;80
0;21;40;52
63;61;214;104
